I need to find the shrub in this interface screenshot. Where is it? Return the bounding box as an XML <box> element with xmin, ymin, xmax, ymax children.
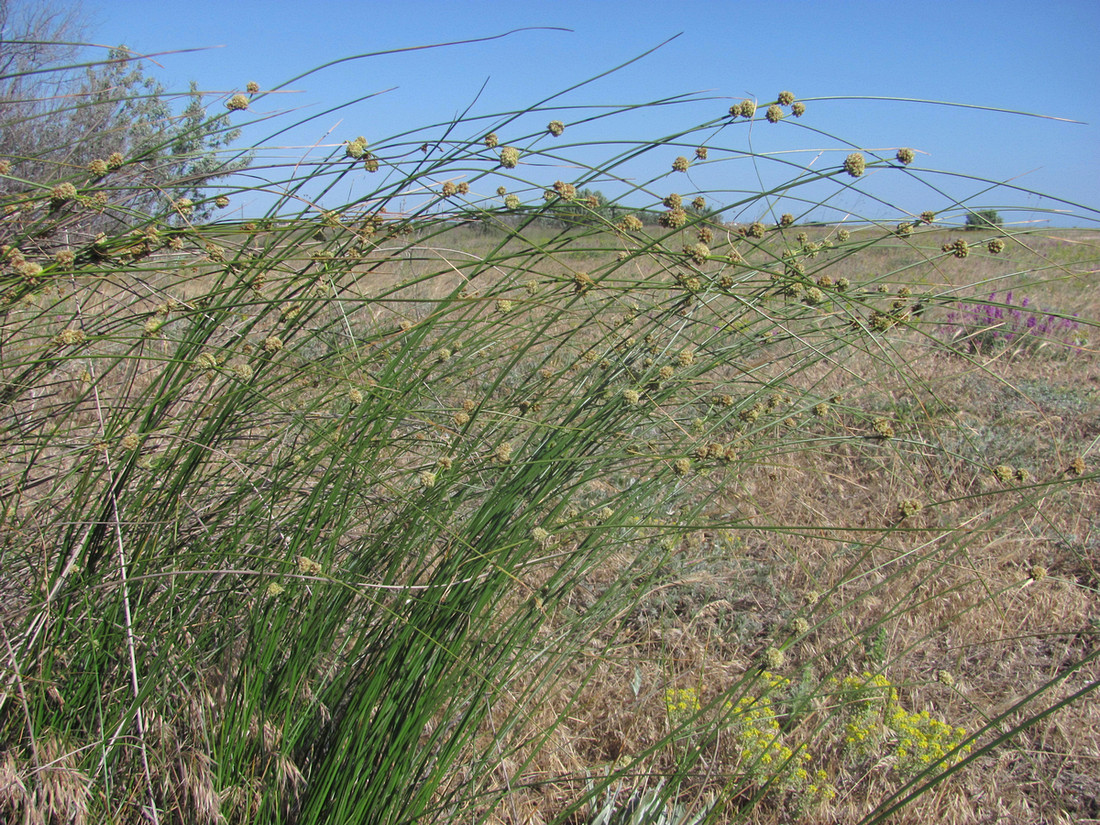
<box><xmin>963</xmin><ymin>209</ymin><xmax>1003</xmax><ymax>230</ymax></box>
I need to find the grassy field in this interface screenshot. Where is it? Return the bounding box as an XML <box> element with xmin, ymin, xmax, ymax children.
<box><xmin>1</xmin><ymin>61</ymin><xmax>1098</xmax><ymax>824</ymax></box>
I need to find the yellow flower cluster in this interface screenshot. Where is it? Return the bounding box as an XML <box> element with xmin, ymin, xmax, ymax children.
<box><xmin>837</xmin><ymin>672</ymin><xmax>970</xmax><ymax>776</ymax></box>
<box><xmin>726</xmin><ymin>672</ymin><xmax>836</xmax><ymax>801</ymax></box>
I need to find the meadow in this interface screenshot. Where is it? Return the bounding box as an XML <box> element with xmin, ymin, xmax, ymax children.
<box><xmin>1</xmin><ymin>47</ymin><xmax>1098</xmax><ymax>825</ymax></box>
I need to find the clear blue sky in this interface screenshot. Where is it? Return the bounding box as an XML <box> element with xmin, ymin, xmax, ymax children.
<box><xmin>86</xmin><ymin>0</ymin><xmax>1099</xmax><ymax>226</ymax></box>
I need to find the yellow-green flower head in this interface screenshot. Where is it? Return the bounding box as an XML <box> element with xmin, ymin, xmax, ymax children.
<box><xmin>265</xmin><ymin>581</ymin><xmax>285</xmax><ymax>598</ymax></box>
<box><xmin>843</xmin><ymin>152</ymin><xmax>866</xmax><ymax>177</ymax></box>
<box><xmin>777</xmin><ymin>90</ymin><xmax>795</xmax><ymax>106</ymax></box>
<box><xmin>695</xmin><ymin>146</ymin><xmax>708</xmax><ymax>160</ymax></box>
<box><xmin>418</xmin><ymin>470</ymin><xmax>436</xmax><ymax>488</ymax></box>
<box><xmin>297</xmin><ymin>555</ymin><xmax>323</xmax><ymax>575</ymax></box>
<box><xmin>441</xmin><ymin>181</ymin><xmax>457</xmax><ymax>197</ymax></box>
<box><xmin>896</xmin><ymin>221</ymin><xmax>913</xmax><ymax>236</ymax></box>
<box><xmin>173</xmin><ymin>197</ymin><xmax>194</xmax><ymax>217</ymax></box>
<box><xmin>896</xmin><ymin>147</ymin><xmax>916</xmax><ymax>165</ymax></box>
<box><xmin>791</xmin><ymin>101</ymin><xmax>806</xmax><ymax>117</ymax></box>
<box><xmin>0</xmin><ymin>159</ymin><xmax>10</xmax><ymax>175</ymax></box>
<box><xmin>349</xmin><ymin>387</ymin><xmax>363</xmax><ymax>405</ymax></box>
<box><xmin>495</xmin><ymin>298</ymin><xmax>513</xmax><ymax>314</ymax></box>
<box><xmin>837</xmin><ymin>228</ymin><xmax>851</xmax><ymax>242</ymax></box>
<box><xmin>499</xmin><ymin>146</ymin><xmax>520</xmax><ymax>168</ymax></box>
<box><xmin>107</xmin><ymin>152</ymin><xmax>125</xmax><ymax>170</ymax></box>
<box><xmin>225</xmin><ymin>93</ymin><xmax>250</xmax><ymax>111</ymax></box>
<box><xmin>936</xmin><ymin>669</ymin><xmax>955</xmax><ymax>688</ymax></box>
<box><xmin>232</xmin><ymin>363</ymin><xmax>254</xmax><ymax>381</ymax></box>
<box><xmin>780</xmin><ymin>213</ymin><xmax>794</xmax><ymax>228</ymax></box>
<box><xmin>263</xmin><ymin>335</ymin><xmax>283</xmax><ymax>354</ymax></box>
<box><xmin>494</xmin><ymin>442</ymin><xmax>513</xmax><ymax>463</ymax></box>
<box><xmin>1029</xmin><ymin>563</ymin><xmax>1047</xmax><ymax>581</ymax></box>
<box><xmin>215</xmin><ymin>195</ymin><xmax>230</xmax><ymax>208</ymax></box>
<box><xmin>484</xmin><ymin>132</ymin><xmax>499</xmax><ymax>148</ymax></box>
<box><xmin>504</xmin><ymin>194</ymin><xmax>521</xmax><ymax>210</ymax></box>
<box><xmin>496</xmin><ymin>185</ymin><xmax>507</xmax><ymax>196</ymax></box>
<box><xmin>53</xmin><ymin>248</ymin><xmax>76</xmax><ymax>267</ymax></box>
<box><xmin>143</xmin><ymin>316</ymin><xmax>165</xmax><ymax>337</ymax></box>
<box><xmin>684</xmin><ymin>242</ymin><xmax>709</xmax><ymax>265</ymax></box>
<box><xmin>803</xmin><ymin>286</ymin><xmax>825</xmax><ymax>305</ymax></box>
<box><xmin>622</xmin><ymin>388</ymin><xmax>642</xmax><ymax>405</ymax></box>
<box><xmin>456</xmin><ymin>182</ymin><xmax>469</xmax><ymax>195</ymax></box>
<box><xmin>345</xmin><ymin>138</ymin><xmax>367</xmax><ymax>159</ymax></box>
<box><xmin>790</xmin><ymin>616</ymin><xmax>810</xmax><ymax>635</ymax></box>
<box><xmin>54</xmin><ymin>328</ymin><xmax>85</xmax><ymax>347</ymax></box>
<box><xmin>87</xmin><ymin>158</ymin><xmax>109</xmax><ymax>177</ymax></box>
<box><xmin>246</xmin><ymin>81</ymin><xmax>260</xmax><ymax>94</ymax></box>
<box><xmin>747</xmin><ymin>221</ymin><xmax>766</xmax><ymax>239</ymax></box>
<box><xmin>531</xmin><ymin>526</ymin><xmax>551</xmax><ymax>546</ymax></box>
<box><xmin>691</xmin><ymin>196</ymin><xmax>706</xmax><ymax>211</ymax></box>
<box><xmin>764</xmin><ymin>646</ymin><xmax>785</xmax><ymax>668</ymax></box>
<box><xmin>50</xmin><ymin>182</ymin><xmax>78</xmax><ymax>203</ymax></box>
<box><xmin>677</xmin><ymin>347</ymin><xmax>696</xmax><ymax>367</ymax></box>
<box><xmin>950</xmin><ymin>238</ymin><xmax>970</xmax><ymax>259</ymax></box>
<box><xmin>573</xmin><ymin>271</ymin><xmax>594</xmax><ymax>293</ymax></box>
<box><xmin>898</xmin><ymin>498</ymin><xmax>923</xmax><ymax>518</ymax></box>
<box><xmin>664</xmin><ymin>193</ymin><xmax>682</xmax><ymax>209</ymax></box>
<box><xmin>872</xmin><ymin>417</ymin><xmax>895</xmax><ymax>438</ymax></box>
<box><xmin>672</xmin><ymin>156</ymin><xmax>690</xmax><ymax>173</ymax></box>
<box><xmin>659</xmin><ymin>207</ymin><xmax>688</xmax><ymax>229</ymax></box>
<box><xmin>993</xmin><ymin>464</ymin><xmax>1014</xmax><ymax>482</ymax></box>
<box><xmin>1069</xmin><ymin>456</ymin><xmax>1086</xmax><ymax>476</ymax></box>
<box><xmin>739</xmin><ymin>100</ymin><xmax>757</xmax><ymax>118</ymax></box>
<box><xmin>697</xmin><ymin>226</ymin><xmax>713</xmax><ymax>243</ymax></box>
<box><xmin>672</xmin><ymin>457</ymin><xmax>692</xmax><ymax>477</ymax></box>
<box><xmin>729</xmin><ymin>104</ymin><xmax>741</xmax><ymax>118</ymax></box>
<box><xmin>194</xmin><ymin>351</ymin><xmax>219</xmax><ymax>371</ymax></box>
<box><xmin>547</xmin><ymin>119</ymin><xmax>565</xmax><ymax>136</ymax></box>
<box><xmin>554</xmin><ymin>180</ymin><xmax>577</xmax><ymax>200</ymax></box>
<box><xmin>618</xmin><ymin>214</ymin><xmax>643</xmax><ymax>232</ymax></box>
<box><xmin>363</xmin><ymin>153</ymin><xmax>379</xmax><ymax>172</ymax></box>
<box><xmin>766</xmin><ymin>104</ymin><xmax>783</xmax><ymax>123</ymax></box>
<box><xmin>987</xmin><ymin>239</ymin><xmax>1005</xmax><ymax>254</ymax></box>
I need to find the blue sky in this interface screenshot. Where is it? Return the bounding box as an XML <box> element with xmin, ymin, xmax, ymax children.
<box><xmin>86</xmin><ymin>0</ymin><xmax>1099</xmax><ymax>226</ymax></box>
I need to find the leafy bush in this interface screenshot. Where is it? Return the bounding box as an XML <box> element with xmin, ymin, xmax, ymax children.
<box><xmin>963</xmin><ymin>209</ymin><xmax>1003</xmax><ymax>230</ymax></box>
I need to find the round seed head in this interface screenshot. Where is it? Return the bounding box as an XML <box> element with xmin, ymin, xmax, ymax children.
<box><xmin>695</xmin><ymin>146</ymin><xmax>708</xmax><ymax>160</ymax></box>
<box><xmin>739</xmin><ymin>100</ymin><xmax>757</xmax><ymax>118</ymax></box>
<box><xmin>246</xmin><ymin>81</ymin><xmax>260</xmax><ymax>94</ymax></box>
<box><xmin>896</xmin><ymin>147</ymin><xmax>916</xmax><ymax>165</ymax></box>
<box><xmin>88</xmin><ymin>159</ymin><xmax>108</xmax><ymax>177</ymax></box>
<box><xmin>987</xmin><ymin>239</ymin><xmax>1005</xmax><ymax>254</ymax></box>
<box><xmin>843</xmin><ymin>152</ymin><xmax>866</xmax><ymax>177</ymax></box>
<box><xmin>106</xmin><ymin>152</ymin><xmax>125</xmax><ymax>170</ymax></box>
<box><xmin>664</xmin><ymin>193</ymin><xmax>682</xmax><ymax>209</ymax></box>
<box><xmin>504</xmin><ymin>194</ymin><xmax>520</xmax><ymax>209</ymax></box>
<box><xmin>791</xmin><ymin>101</ymin><xmax>806</xmax><ymax>117</ymax></box>
<box><xmin>499</xmin><ymin>146</ymin><xmax>520</xmax><ymax>168</ymax></box>
<box><xmin>672</xmin><ymin>156</ymin><xmax>690</xmax><ymax>173</ymax></box>
<box><xmin>778</xmin><ymin>90</ymin><xmax>795</xmax><ymax>106</ymax></box>
<box><xmin>484</xmin><ymin>132</ymin><xmax>499</xmax><ymax>148</ymax></box>
<box><xmin>766</xmin><ymin>104</ymin><xmax>783</xmax><ymax>123</ymax></box>
<box><xmin>780</xmin><ymin>213</ymin><xmax>794</xmax><ymax>228</ymax></box>
<box><xmin>547</xmin><ymin>120</ymin><xmax>565</xmax><ymax>136</ymax></box>
<box><xmin>215</xmin><ymin>195</ymin><xmax>230</xmax><ymax>208</ymax></box>
<box><xmin>225</xmin><ymin>93</ymin><xmax>250</xmax><ymax>111</ymax></box>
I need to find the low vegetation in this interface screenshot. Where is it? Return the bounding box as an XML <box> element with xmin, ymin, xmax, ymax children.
<box><xmin>1</xmin><ymin>28</ymin><xmax>1098</xmax><ymax>825</ymax></box>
